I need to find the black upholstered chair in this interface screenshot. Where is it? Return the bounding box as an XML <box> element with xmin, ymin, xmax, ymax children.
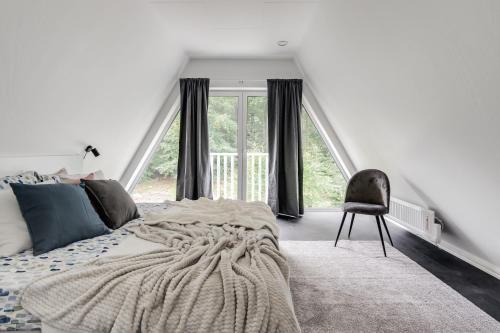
<box><xmin>334</xmin><ymin>169</ymin><xmax>393</xmax><ymax>256</ymax></box>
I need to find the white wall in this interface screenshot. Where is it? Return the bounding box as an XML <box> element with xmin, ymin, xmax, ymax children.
<box><xmin>3</xmin><ymin>0</ymin><xmax>499</xmax><ymax>277</ymax></box>
<box><xmin>123</xmin><ymin>58</ymin><xmax>301</xmax><ymax>187</ymax></box>
<box><xmin>183</xmin><ymin>58</ymin><xmax>302</xmax><ymax>82</ymax></box>
<box><xmin>0</xmin><ymin>0</ymin><xmax>184</xmax><ymax>179</ymax></box>
<box><xmin>297</xmin><ymin>0</ymin><xmax>500</xmax><ymax>275</ymax></box>
<box><xmin>123</xmin><ymin>58</ymin><xmax>357</xmax><ymax>188</ymax></box>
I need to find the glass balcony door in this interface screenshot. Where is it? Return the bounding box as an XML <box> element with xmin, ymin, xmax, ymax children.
<box><xmin>245</xmin><ymin>94</ymin><xmax>268</xmax><ymax>202</ymax></box>
<box><xmin>132</xmin><ymin>89</ymin><xmax>347</xmax><ymax>207</ymax></box>
<box><xmin>208</xmin><ymin>91</ymin><xmax>267</xmax><ymax>202</ymax></box>
<box><xmin>208</xmin><ymin>92</ymin><xmax>241</xmax><ymax>200</ymax></box>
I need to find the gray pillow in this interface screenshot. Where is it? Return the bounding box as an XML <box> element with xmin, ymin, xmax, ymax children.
<box><xmin>83</xmin><ymin>180</ymin><xmax>140</xmax><ymax>229</ymax></box>
<box><xmin>11</xmin><ymin>183</ymin><xmax>110</xmax><ymax>255</ymax></box>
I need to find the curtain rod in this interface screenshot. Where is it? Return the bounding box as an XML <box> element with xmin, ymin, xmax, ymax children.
<box><xmin>181</xmin><ymin>79</ymin><xmax>303</xmax><ymax>82</ymax></box>
<box><xmin>210</xmin><ymin>87</ymin><xmax>267</xmax><ymax>91</ymax></box>
<box><xmin>210</xmin><ymin>80</ymin><xmax>265</xmax><ymax>83</ymax></box>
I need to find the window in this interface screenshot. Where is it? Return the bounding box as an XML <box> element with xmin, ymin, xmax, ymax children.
<box><xmin>131</xmin><ymin>113</ymin><xmax>180</xmax><ymax>203</ymax></box>
<box><xmin>301</xmin><ymin>107</ymin><xmax>346</xmax><ymax>208</ymax></box>
<box><xmin>246</xmin><ymin>96</ymin><xmax>268</xmax><ymax>201</ymax></box>
<box><xmin>208</xmin><ymin>92</ymin><xmax>268</xmax><ymax>202</ymax></box>
<box><xmin>131</xmin><ymin>90</ymin><xmax>346</xmax><ymax>208</ymax></box>
<box><xmin>208</xmin><ymin>95</ymin><xmax>239</xmax><ymax>200</ymax></box>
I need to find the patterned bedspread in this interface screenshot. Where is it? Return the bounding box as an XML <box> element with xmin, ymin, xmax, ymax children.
<box><xmin>0</xmin><ymin>203</ymin><xmax>168</xmax><ymax>331</ymax></box>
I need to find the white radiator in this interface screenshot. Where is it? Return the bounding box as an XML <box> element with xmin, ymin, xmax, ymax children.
<box><xmin>387</xmin><ymin>198</ymin><xmax>441</xmax><ymax>244</ymax></box>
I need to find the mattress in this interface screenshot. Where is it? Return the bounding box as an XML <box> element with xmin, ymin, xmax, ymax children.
<box><xmin>2</xmin><ymin>202</ymin><xmax>298</xmax><ymax>332</ymax></box>
<box><xmin>0</xmin><ymin>203</ymin><xmax>167</xmax><ymax>332</ymax></box>
<box><xmin>0</xmin><ymin>227</ymin><xmax>132</xmax><ymax>331</ymax></box>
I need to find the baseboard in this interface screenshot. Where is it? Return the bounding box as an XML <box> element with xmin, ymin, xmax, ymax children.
<box><xmin>386</xmin><ymin>217</ymin><xmax>500</xmax><ymax>280</ymax></box>
<box><xmin>437</xmin><ymin>240</ymin><xmax>500</xmax><ymax>280</ymax></box>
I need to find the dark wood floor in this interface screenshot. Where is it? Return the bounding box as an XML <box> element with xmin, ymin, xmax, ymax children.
<box><xmin>277</xmin><ymin>211</ymin><xmax>500</xmax><ymax>322</ymax></box>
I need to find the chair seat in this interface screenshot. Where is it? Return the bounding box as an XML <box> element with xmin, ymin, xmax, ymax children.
<box><xmin>343</xmin><ymin>202</ymin><xmax>389</xmax><ymax>215</ymax></box>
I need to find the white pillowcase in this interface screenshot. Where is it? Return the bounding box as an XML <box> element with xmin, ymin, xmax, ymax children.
<box><xmin>50</xmin><ymin>168</ymin><xmax>105</xmax><ymax>184</ymax></box>
<box><xmin>0</xmin><ymin>180</ymin><xmax>58</xmax><ymax>256</ymax></box>
<box><xmin>0</xmin><ymin>187</ymin><xmax>32</xmax><ymax>256</ymax></box>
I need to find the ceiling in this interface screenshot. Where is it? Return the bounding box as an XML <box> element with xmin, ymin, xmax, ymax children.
<box><xmin>297</xmin><ymin>0</ymin><xmax>500</xmax><ymax>276</ymax></box>
<box><xmin>150</xmin><ymin>0</ymin><xmax>320</xmax><ymax>57</ymax></box>
<box><xmin>1</xmin><ymin>0</ymin><xmax>499</xmax><ymax>277</ymax></box>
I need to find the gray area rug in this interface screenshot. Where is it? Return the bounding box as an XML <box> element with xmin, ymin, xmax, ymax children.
<box><xmin>280</xmin><ymin>241</ymin><xmax>500</xmax><ymax>333</ymax></box>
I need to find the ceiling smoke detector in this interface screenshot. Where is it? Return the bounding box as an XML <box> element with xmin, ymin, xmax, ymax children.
<box><xmin>277</xmin><ymin>40</ymin><xmax>288</xmax><ymax>47</ymax></box>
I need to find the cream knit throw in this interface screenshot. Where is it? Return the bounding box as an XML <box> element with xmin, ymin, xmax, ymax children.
<box><xmin>21</xmin><ymin>199</ymin><xmax>300</xmax><ymax>333</ymax></box>
<box><xmin>145</xmin><ymin>198</ymin><xmax>280</xmax><ymax>238</ymax></box>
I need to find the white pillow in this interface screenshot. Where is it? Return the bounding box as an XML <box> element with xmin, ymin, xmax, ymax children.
<box><xmin>47</xmin><ymin>168</ymin><xmax>105</xmax><ymax>184</ymax></box>
<box><xmin>0</xmin><ymin>187</ymin><xmax>32</xmax><ymax>256</ymax></box>
<box><xmin>0</xmin><ymin>180</ymin><xmax>58</xmax><ymax>256</ymax></box>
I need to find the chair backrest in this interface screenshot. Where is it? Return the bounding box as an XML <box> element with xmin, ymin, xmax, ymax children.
<box><xmin>344</xmin><ymin>169</ymin><xmax>390</xmax><ymax>207</ymax></box>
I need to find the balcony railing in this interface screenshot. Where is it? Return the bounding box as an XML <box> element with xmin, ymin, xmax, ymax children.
<box><xmin>210</xmin><ymin>152</ymin><xmax>268</xmax><ymax>202</ymax></box>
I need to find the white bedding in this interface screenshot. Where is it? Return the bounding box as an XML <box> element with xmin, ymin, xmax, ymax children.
<box><xmin>0</xmin><ymin>203</ymin><xmax>166</xmax><ymax>332</ymax></box>
<box><xmin>0</xmin><ymin>227</ymin><xmax>133</xmax><ymax>331</ymax></box>
<box><xmin>105</xmin><ymin>234</ymin><xmax>165</xmax><ymax>256</ymax></box>
<box><xmin>20</xmin><ymin>199</ymin><xmax>299</xmax><ymax>333</ymax></box>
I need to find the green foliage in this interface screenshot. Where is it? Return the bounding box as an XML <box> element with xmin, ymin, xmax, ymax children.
<box><xmin>301</xmin><ymin>110</ymin><xmax>346</xmax><ymax>207</ymax></box>
<box><xmin>141</xmin><ymin>114</ymin><xmax>180</xmax><ymax>181</ymax></box>
<box><xmin>136</xmin><ymin>96</ymin><xmax>347</xmax><ymax>208</ymax></box>
<box><xmin>246</xmin><ymin>96</ymin><xmax>267</xmax><ymax>153</ymax></box>
<box><xmin>208</xmin><ymin>96</ymin><xmax>238</xmax><ymax>153</ymax></box>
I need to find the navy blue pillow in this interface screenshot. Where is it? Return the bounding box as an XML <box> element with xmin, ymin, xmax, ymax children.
<box><xmin>11</xmin><ymin>183</ymin><xmax>110</xmax><ymax>255</ymax></box>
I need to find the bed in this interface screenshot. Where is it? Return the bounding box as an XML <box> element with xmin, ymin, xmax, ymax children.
<box><xmin>0</xmin><ymin>227</ymin><xmax>132</xmax><ymax>331</ymax></box>
<box><xmin>1</xmin><ymin>201</ymin><xmax>300</xmax><ymax>333</ymax></box>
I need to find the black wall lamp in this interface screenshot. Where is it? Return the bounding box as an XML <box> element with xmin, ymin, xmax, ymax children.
<box><xmin>84</xmin><ymin>145</ymin><xmax>100</xmax><ymax>159</ymax></box>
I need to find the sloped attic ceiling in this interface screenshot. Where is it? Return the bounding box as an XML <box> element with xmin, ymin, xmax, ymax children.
<box><xmin>0</xmin><ymin>0</ymin><xmax>185</xmax><ymax>178</ymax></box>
<box><xmin>297</xmin><ymin>0</ymin><xmax>500</xmax><ymax>274</ymax></box>
<box><xmin>0</xmin><ymin>0</ymin><xmax>317</xmax><ymax>177</ymax></box>
<box><xmin>151</xmin><ymin>0</ymin><xmax>319</xmax><ymax>57</ymax></box>
<box><xmin>1</xmin><ymin>0</ymin><xmax>499</xmax><ymax>276</ymax></box>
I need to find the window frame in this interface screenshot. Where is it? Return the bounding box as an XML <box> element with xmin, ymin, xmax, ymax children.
<box><xmin>300</xmin><ymin>103</ymin><xmax>347</xmax><ymax>211</ymax></box>
<box><xmin>243</xmin><ymin>91</ymin><xmax>268</xmax><ymax>201</ymax></box>
<box><xmin>208</xmin><ymin>91</ymin><xmax>243</xmax><ymax>200</ymax></box>
<box><xmin>126</xmin><ymin>85</ymin><xmax>352</xmax><ymax>212</ymax></box>
<box><xmin>208</xmin><ymin>90</ymin><xmax>267</xmax><ymax>201</ymax></box>
<box><xmin>125</xmin><ymin>104</ymin><xmax>180</xmax><ymax>193</ymax></box>
<box><xmin>301</xmin><ymin>101</ymin><xmax>350</xmax><ymax>181</ymax></box>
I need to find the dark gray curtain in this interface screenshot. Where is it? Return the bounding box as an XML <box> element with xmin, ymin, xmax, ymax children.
<box><xmin>176</xmin><ymin>78</ymin><xmax>213</xmax><ymax>200</ymax></box>
<box><xmin>267</xmin><ymin>79</ymin><xmax>303</xmax><ymax>217</ymax></box>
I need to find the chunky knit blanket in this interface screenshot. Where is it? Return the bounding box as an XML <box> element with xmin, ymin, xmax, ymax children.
<box><xmin>21</xmin><ymin>199</ymin><xmax>300</xmax><ymax>333</ymax></box>
<box><xmin>144</xmin><ymin>198</ymin><xmax>280</xmax><ymax>237</ymax></box>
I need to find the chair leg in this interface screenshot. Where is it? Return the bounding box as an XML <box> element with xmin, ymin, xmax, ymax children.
<box><xmin>348</xmin><ymin>213</ymin><xmax>356</xmax><ymax>238</ymax></box>
<box><xmin>334</xmin><ymin>212</ymin><xmax>348</xmax><ymax>247</ymax></box>
<box><xmin>375</xmin><ymin>216</ymin><xmax>387</xmax><ymax>257</ymax></box>
<box><xmin>380</xmin><ymin>215</ymin><xmax>393</xmax><ymax>246</ymax></box>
